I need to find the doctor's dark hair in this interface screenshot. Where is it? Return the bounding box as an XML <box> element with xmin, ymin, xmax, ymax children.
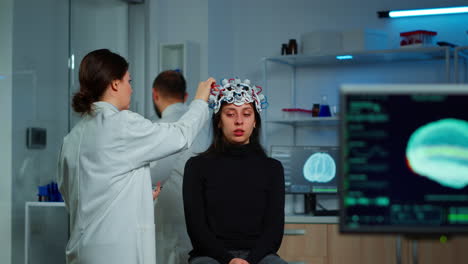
<box><xmin>202</xmin><ymin>102</ymin><xmax>266</xmax><ymax>156</ymax></box>
<box><xmin>152</xmin><ymin>70</ymin><xmax>186</xmax><ymax>100</ymax></box>
<box><xmin>72</xmin><ymin>49</ymin><xmax>129</xmax><ymax>115</ymax></box>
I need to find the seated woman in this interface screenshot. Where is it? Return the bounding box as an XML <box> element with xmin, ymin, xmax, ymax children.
<box><xmin>183</xmin><ymin>79</ymin><xmax>287</xmax><ymax>264</ymax></box>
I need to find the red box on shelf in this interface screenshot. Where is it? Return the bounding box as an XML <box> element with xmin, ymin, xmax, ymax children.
<box><xmin>400</xmin><ymin>30</ymin><xmax>437</xmax><ymax>47</ymax></box>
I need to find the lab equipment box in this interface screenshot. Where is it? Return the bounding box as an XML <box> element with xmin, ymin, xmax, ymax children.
<box><xmin>342</xmin><ymin>29</ymin><xmax>388</xmax><ymax>52</ymax></box>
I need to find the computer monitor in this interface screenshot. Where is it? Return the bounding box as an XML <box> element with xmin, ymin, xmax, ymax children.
<box><xmin>271</xmin><ymin>145</ymin><xmax>339</xmax><ymax>194</ymax></box>
<box><xmin>340</xmin><ymin>84</ymin><xmax>468</xmax><ymax>234</ymax></box>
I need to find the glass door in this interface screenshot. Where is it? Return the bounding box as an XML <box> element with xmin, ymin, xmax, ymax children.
<box><xmin>11</xmin><ymin>0</ymin><xmax>70</xmax><ymax>263</ymax></box>
<box><xmin>69</xmin><ymin>0</ymin><xmax>130</xmax><ymax>128</ymax></box>
<box><xmin>12</xmin><ymin>0</ymin><xmax>141</xmax><ymax>263</ymax></box>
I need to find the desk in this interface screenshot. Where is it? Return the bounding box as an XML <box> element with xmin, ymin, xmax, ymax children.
<box><xmin>279</xmin><ymin>218</ymin><xmax>468</xmax><ymax>264</ymax></box>
<box><xmin>285</xmin><ymin>215</ymin><xmax>338</xmax><ymax>224</ymax></box>
<box><xmin>24</xmin><ymin>202</ymin><xmax>68</xmax><ymax>264</ymax></box>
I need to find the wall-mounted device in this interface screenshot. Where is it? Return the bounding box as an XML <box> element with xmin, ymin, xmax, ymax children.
<box><xmin>27</xmin><ymin>127</ymin><xmax>47</xmax><ymax>149</ymax></box>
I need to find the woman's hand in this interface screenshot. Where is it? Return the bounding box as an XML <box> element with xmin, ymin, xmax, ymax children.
<box><xmin>153</xmin><ymin>181</ymin><xmax>162</xmax><ymax>200</ymax></box>
<box><xmin>194</xmin><ymin>77</ymin><xmax>217</xmax><ymax>102</ymax></box>
<box><xmin>228</xmin><ymin>258</ymin><xmax>249</xmax><ymax>264</ymax></box>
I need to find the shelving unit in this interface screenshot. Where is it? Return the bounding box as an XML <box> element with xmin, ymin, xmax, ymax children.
<box><xmin>268</xmin><ymin>116</ymin><xmax>339</xmax><ymax>126</ymax></box>
<box><xmin>265</xmin><ymin>46</ymin><xmax>450</xmax><ymax>67</ymax></box>
<box><xmin>261</xmin><ymin>47</ymin><xmax>452</xmax><ymax>229</ymax></box>
<box><xmin>264</xmin><ymin>47</ymin><xmax>465</xmax><ymax>264</ymax></box>
<box><xmin>261</xmin><ymin>46</ymin><xmax>451</xmax><ymax>145</ymax></box>
<box><xmin>454</xmin><ymin>46</ymin><xmax>468</xmax><ymax>83</ymax></box>
<box><xmin>25</xmin><ymin>202</ymin><xmax>68</xmax><ymax>264</ymax></box>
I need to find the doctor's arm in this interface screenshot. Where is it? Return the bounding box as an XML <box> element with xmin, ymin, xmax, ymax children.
<box><xmin>152</xmin><ymin>181</ymin><xmax>162</xmax><ymax>200</ymax></box>
<box><xmin>124</xmin><ymin>78</ymin><xmax>216</xmax><ymax>169</ymax></box>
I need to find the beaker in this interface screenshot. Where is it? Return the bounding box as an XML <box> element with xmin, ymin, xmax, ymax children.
<box><xmin>318</xmin><ymin>95</ymin><xmax>331</xmax><ymax>117</ymax></box>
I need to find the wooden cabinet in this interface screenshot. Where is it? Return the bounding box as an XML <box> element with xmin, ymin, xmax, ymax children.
<box><xmin>326</xmin><ymin>224</ymin><xmax>361</xmax><ymax>264</ymax></box>
<box><xmin>278</xmin><ymin>224</ymin><xmax>327</xmax><ymax>264</ymax></box>
<box><xmin>327</xmin><ymin>224</ymin><xmax>397</xmax><ymax>264</ymax></box>
<box><xmin>279</xmin><ymin>223</ymin><xmax>468</xmax><ymax>264</ymax></box>
<box><xmin>279</xmin><ymin>223</ymin><xmax>397</xmax><ymax>264</ymax></box>
<box><xmin>407</xmin><ymin>237</ymin><xmax>468</xmax><ymax>264</ymax></box>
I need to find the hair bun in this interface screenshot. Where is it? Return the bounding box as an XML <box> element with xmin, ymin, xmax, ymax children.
<box><xmin>72</xmin><ymin>90</ymin><xmax>93</xmax><ymax>114</ymax></box>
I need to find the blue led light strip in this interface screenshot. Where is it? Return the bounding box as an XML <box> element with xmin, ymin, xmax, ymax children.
<box><xmin>389</xmin><ymin>6</ymin><xmax>468</xmax><ymax>18</ymax></box>
<box><xmin>336</xmin><ymin>55</ymin><xmax>353</xmax><ymax>60</ymax></box>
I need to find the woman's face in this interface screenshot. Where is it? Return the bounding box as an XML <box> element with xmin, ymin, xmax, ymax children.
<box><xmin>219</xmin><ymin>103</ymin><xmax>256</xmax><ymax>145</ymax></box>
<box><xmin>117</xmin><ymin>71</ymin><xmax>133</xmax><ymax>110</ymax></box>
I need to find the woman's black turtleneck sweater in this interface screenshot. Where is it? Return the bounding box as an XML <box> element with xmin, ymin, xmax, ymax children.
<box><xmin>183</xmin><ymin>143</ymin><xmax>285</xmax><ymax>264</ymax></box>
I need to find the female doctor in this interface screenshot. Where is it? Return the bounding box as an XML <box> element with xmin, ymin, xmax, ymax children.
<box><xmin>57</xmin><ymin>49</ymin><xmax>215</xmax><ymax>264</ymax></box>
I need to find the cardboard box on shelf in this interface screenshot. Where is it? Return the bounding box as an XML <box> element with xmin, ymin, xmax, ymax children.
<box><xmin>300</xmin><ymin>29</ymin><xmax>388</xmax><ymax>54</ymax></box>
<box><xmin>301</xmin><ymin>31</ymin><xmax>342</xmax><ymax>54</ymax></box>
<box><xmin>342</xmin><ymin>29</ymin><xmax>388</xmax><ymax>52</ymax></box>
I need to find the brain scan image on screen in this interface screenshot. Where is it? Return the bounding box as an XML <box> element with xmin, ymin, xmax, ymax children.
<box><xmin>406</xmin><ymin>118</ymin><xmax>468</xmax><ymax>189</ymax></box>
<box><xmin>303</xmin><ymin>152</ymin><xmax>336</xmax><ymax>183</ymax></box>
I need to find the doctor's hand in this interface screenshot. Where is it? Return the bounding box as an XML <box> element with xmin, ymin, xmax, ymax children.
<box><xmin>229</xmin><ymin>258</ymin><xmax>249</xmax><ymax>264</ymax></box>
<box><xmin>152</xmin><ymin>181</ymin><xmax>162</xmax><ymax>200</ymax></box>
<box><xmin>194</xmin><ymin>77</ymin><xmax>217</xmax><ymax>102</ymax></box>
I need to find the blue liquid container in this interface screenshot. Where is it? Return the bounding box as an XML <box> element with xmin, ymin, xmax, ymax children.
<box><xmin>318</xmin><ymin>104</ymin><xmax>331</xmax><ymax>117</ymax></box>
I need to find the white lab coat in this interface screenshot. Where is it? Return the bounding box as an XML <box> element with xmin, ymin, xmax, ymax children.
<box><xmin>57</xmin><ymin>100</ymin><xmax>208</xmax><ymax>264</ymax></box>
<box><xmin>150</xmin><ymin>103</ymin><xmax>211</xmax><ymax>264</ymax></box>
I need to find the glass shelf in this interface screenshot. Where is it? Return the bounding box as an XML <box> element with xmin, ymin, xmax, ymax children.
<box><xmin>455</xmin><ymin>46</ymin><xmax>468</xmax><ymax>57</ymax></box>
<box><xmin>454</xmin><ymin>46</ymin><xmax>468</xmax><ymax>83</ymax></box>
<box><xmin>264</xmin><ymin>46</ymin><xmax>449</xmax><ymax>67</ymax></box>
<box><xmin>25</xmin><ymin>201</ymin><xmax>65</xmax><ymax>207</ymax></box>
<box><xmin>267</xmin><ymin>116</ymin><xmax>339</xmax><ymax>126</ymax></box>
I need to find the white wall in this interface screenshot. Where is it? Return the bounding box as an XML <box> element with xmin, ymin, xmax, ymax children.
<box><xmin>0</xmin><ymin>0</ymin><xmax>13</xmax><ymax>263</ymax></box>
<box><xmin>207</xmin><ymin>0</ymin><xmax>234</xmax><ymax>79</ymax></box>
<box><xmin>129</xmin><ymin>3</ymin><xmax>147</xmax><ymax>116</ymax></box>
<box><xmin>70</xmin><ymin>0</ymin><xmax>129</xmax><ymax>127</ymax></box>
<box><xmin>143</xmin><ymin>0</ymin><xmax>159</xmax><ymax>117</ymax></box>
<box><xmin>11</xmin><ymin>1</ymin><xmax>70</xmax><ymax>263</ymax></box>
<box><xmin>152</xmin><ymin>0</ymin><xmax>209</xmax><ymax>103</ymax></box>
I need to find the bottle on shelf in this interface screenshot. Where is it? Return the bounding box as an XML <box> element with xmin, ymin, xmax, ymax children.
<box><xmin>281</xmin><ymin>43</ymin><xmax>289</xmax><ymax>55</ymax></box>
<box><xmin>288</xmin><ymin>39</ymin><xmax>298</xmax><ymax>55</ymax></box>
<box><xmin>312</xmin><ymin>104</ymin><xmax>320</xmax><ymax>117</ymax></box>
<box><xmin>318</xmin><ymin>95</ymin><xmax>332</xmax><ymax>117</ymax></box>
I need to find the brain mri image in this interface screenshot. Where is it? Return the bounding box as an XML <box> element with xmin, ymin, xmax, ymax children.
<box><xmin>406</xmin><ymin>118</ymin><xmax>468</xmax><ymax>189</ymax></box>
<box><xmin>303</xmin><ymin>152</ymin><xmax>336</xmax><ymax>183</ymax></box>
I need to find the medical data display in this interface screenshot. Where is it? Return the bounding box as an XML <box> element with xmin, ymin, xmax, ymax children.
<box><xmin>271</xmin><ymin>145</ymin><xmax>339</xmax><ymax>194</ymax></box>
<box><xmin>340</xmin><ymin>85</ymin><xmax>468</xmax><ymax>234</ymax></box>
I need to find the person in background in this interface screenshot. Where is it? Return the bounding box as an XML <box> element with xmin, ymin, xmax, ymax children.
<box><xmin>183</xmin><ymin>79</ymin><xmax>287</xmax><ymax>264</ymax></box>
<box><xmin>57</xmin><ymin>49</ymin><xmax>215</xmax><ymax>264</ymax></box>
<box><xmin>150</xmin><ymin>70</ymin><xmax>211</xmax><ymax>264</ymax></box>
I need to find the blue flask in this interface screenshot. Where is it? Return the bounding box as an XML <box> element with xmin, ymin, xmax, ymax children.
<box><xmin>318</xmin><ymin>95</ymin><xmax>331</xmax><ymax>117</ymax></box>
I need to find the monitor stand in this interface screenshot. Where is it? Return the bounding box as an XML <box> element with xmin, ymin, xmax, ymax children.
<box><xmin>396</xmin><ymin>236</ymin><xmax>419</xmax><ymax>264</ymax></box>
<box><xmin>304</xmin><ymin>193</ymin><xmax>339</xmax><ymax>216</ymax></box>
<box><xmin>396</xmin><ymin>234</ymin><xmax>451</xmax><ymax>264</ymax></box>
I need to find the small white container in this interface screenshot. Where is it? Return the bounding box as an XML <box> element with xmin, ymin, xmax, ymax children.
<box><xmin>293</xmin><ymin>194</ymin><xmax>305</xmax><ymax>214</ymax></box>
<box><xmin>301</xmin><ymin>31</ymin><xmax>342</xmax><ymax>54</ymax></box>
<box><xmin>342</xmin><ymin>29</ymin><xmax>388</xmax><ymax>52</ymax></box>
